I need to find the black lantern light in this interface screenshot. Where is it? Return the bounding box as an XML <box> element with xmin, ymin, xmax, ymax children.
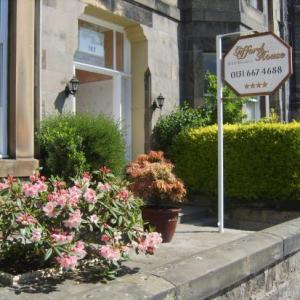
<box><xmin>152</xmin><ymin>93</ymin><xmax>165</xmax><ymax>110</ymax></box>
<box><xmin>65</xmin><ymin>76</ymin><xmax>80</xmax><ymax>97</ymax></box>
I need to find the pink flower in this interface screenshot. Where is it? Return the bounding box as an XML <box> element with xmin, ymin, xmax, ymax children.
<box><xmin>22</xmin><ymin>180</ymin><xmax>47</xmax><ymax>197</ymax></box>
<box><xmin>137</xmin><ymin>232</ymin><xmax>162</xmax><ymax>254</ymax></box>
<box><xmin>0</xmin><ymin>182</ymin><xmax>9</xmax><ymax>190</ymax></box>
<box><xmin>51</xmin><ymin>232</ymin><xmax>73</xmax><ymax>243</ymax></box>
<box><xmin>82</xmin><ymin>172</ymin><xmax>91</xmax><ymax>182</ymax></box>
<box><xmin>99</xmin><ymin>166</ymin><xmax>111</xmax><ymax>175</ymax></box>
<box><xmin>84</xmin><ymin>188</ymin><xmax>96</xmax><ymax>204</ymax></box>
<box><xmin>99</xmin><ymin>245</ymin><xmax>120</xmax><ymax>261</ymax></box>
<box><xmin>16</xmin><ymin>213</ymin><xmax>37</xmax><ymax>226</ymax></box>
<box><xmin>97</xmin><ymin>182</ymin><xmax>111</xmax><ymax>192</ymax></box>
<box><xmin>35</xmin><ymin>180</ymin><xmax>48</xmax><ymax>193</ymax></box>
<box><xmin>43</xmin><ymin>201</ymin><xmax>58</xmax><ymax>217</ymax></box>
<box><xmin>63</xmin><ymin>209</ymin><xmax>82</xmax><ymax>228</ymax></box>
<box><xmin>31</xmin><ymin>229</ymin><xmax>42</xmax><ymax>242</ymax></box>
<box><xmin>29</xmin><ymin>171</ymin><xmax>45</xmax><ymax>183</ymax></box>
<box><xmin>22</xmin><ymin>183</ymin><xmax>39</xmax><ymax>197</ymax></box>
<box><xmin>56</xmin><ymin>254</ymin><xmax>78</xmax><ymax>270</ymax></box>
<box><xmin>100</xmin><ymin>234</ymin><xmax>110</xmax><ymax>243</ymax></box>
<box><xmin>47</xmin><ymin>190</ymin><xmax>67</xmax><ymax>206</ymax></box>
<box><xmin>71</xmin><ymin>241</ymin><xmax>86</xmax><ymax>259</ymax></box>
<box><xmin>90</xmin><ymin>214</ymin><xmax>98</xmax><ymax>224</ymax></box>
<box><xmin>67</xmin><ymin>186</ymin><xmax>82</xmax><ymax>206</ymax></box>
<box><xmin>53</xmin><ymin>181</ymin><xmax>66</xmax><ymax>189</ymax></box>
<box><xmin>117</xmin><ymin>189</ymin><xmax>130</xmax><ymax>201</ymax></box>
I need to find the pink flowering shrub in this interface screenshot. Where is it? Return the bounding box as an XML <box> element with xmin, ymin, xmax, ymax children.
<box><xmin>0</xmin><ymin>169</ymin><xmax>162</xmax><ymax>278</ymax></box>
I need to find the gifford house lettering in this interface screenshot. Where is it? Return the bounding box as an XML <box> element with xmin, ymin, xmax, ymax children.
<box><xmin>233</xmin><ymin>43</ymin><xmax>286</xmax><ymax>61</ymax></box>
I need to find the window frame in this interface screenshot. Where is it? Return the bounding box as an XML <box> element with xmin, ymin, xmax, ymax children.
<box><xmin>74</xmin><ymin>15</ymin><xmax>132</xmax><ymax>160</ymax></box>
<box><xmin>246</xmin><ymin>0</ymin><xmax>264</xmax><ymax>12</ymax></box>
<box><xmin>0</xmin><ymin>0</ymin><xmax>8</xmax><ymax>158</ymax></box>
<box><xmin>77</xmin><ymin>14</ymin><xmax>130</xmax><ymax>74</ymax></box>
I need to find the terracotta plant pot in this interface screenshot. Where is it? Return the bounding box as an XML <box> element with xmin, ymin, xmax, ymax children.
<box><xmin>141</xmin><ymin>206</ymin><xmax>181</xmax><ymax>243</ymax></box>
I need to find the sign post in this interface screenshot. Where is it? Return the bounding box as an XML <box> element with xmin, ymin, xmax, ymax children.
<box><xmin>217</xmin><ymin>31</ymin><xmax>292</xmax><ymax>233</ymax></box>
<box><xmin>216</xmin><ymin>35</ymin><xmax>224</xmax><ymax>233</ymax></box>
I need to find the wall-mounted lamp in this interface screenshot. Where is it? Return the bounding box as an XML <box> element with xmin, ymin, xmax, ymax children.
<box><xmin>65</xmin><ymin>76</ymin><xmax>80</xmax><ymax>97</ymax></box>
<box><xmin>152</xmin><ymin>93</ymin><xmax>165</xmax><ymax>110</ymax></box>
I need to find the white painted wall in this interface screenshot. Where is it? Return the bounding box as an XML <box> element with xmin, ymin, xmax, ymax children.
<box><xmin>76</xmin><ymin>79</ymin><xmax>113</xmax><ymax>117</ymax></box>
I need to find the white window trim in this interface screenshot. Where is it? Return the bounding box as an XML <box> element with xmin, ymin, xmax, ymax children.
<box><xmin>243</xmin><ymin>98</ymin><xmax>261</xmax><ymax>121</ymax></box>
<box><xmin>0</xmin><ymin>0</ymin><xmax>8</xmax><ymax>158</ymax></box>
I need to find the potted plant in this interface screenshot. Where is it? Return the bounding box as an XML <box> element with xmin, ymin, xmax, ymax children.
<box><xmin>126</xmin><ymin>151</ymin><xmax>186</xmax><ymax>242</ymax></box>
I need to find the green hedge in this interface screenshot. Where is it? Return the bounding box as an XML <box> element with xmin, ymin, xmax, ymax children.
<box><xmin>38</xmin><ymin>114</ymin><xmax>125</xmax><ymax>179</ymax></box>
<box><xmin>152</xmin><ymin>104</ymin><xmax>209</xmax><ymax>155</ymax></box>
<box><xmin>172</xmin><ymin>123</ymin><xmax>300</xmax><ymax>203</ymax></box>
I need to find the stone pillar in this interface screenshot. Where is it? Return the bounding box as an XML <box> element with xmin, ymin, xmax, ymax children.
<box><xmin>126</xmin><ymin>25</ymin><xmax>148</xmax><ymax>159</ymax></box>
<box><xmin>0</xmin><ymin>0</ymin><xmax>38</xmax><ymax>177</ymax></box>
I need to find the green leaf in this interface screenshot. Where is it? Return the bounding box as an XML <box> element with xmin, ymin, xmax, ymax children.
<box><xmin>44</xmin><ymin>248</ymin><xmax>53</xmax><ymax>261</ymax></box>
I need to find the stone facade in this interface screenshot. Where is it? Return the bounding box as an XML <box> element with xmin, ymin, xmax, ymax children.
<box><xmin>41</xmin><ymin>0</ymin><xmax>180</xmax><ymax>159</ymax></box>
<box><xmin>289</xmin><ymin>0</ymin><xmax>300</xmax><ymax>120</ymax></box>
<box><xmin>179</xmin><ymin>0</ymin><xmax>269</xmax><ymax>108</ymax></box>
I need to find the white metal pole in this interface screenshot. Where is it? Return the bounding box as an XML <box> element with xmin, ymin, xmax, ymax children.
<box><xmin>216</xmin><ymin>35</ymin><xmax>224</xmax><ymax>233</ymax></box>
<box><xmin>265</xmin><ymin>95</ymin><xmax>270</xmax><ymax>118</ymax></box>
<box><xmin>215</xmin><ymin>30</ymin><xmax>260</xmax><ymax>233</ymax></box>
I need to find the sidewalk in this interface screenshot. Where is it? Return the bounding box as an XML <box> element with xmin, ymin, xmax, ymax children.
<box><xmin>0</xmin><ymin>222</ymin><xmax>251</xmax><ymax>300</ymax></box>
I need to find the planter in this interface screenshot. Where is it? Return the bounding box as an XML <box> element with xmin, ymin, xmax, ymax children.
<box><xmin>141</xmin><ymin>206</ymin><xmax>181</xmax><ymax>243</ymax></box>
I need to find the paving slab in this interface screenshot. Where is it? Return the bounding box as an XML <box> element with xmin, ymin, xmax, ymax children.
<box><xmin>0</xmin><ymin>223</ymin><xmax>252</xmax><ymax>300</ymax></box>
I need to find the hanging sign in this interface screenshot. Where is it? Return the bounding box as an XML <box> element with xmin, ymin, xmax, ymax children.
<box><xmin>223</xmin><ymin>32</ymin><xmax>292</xmax><ymax>96</ymax></box>
<box><xmin>79</xmin><ymin>26</ymin><xmax>104</xmax><ymax>58</ymax></box>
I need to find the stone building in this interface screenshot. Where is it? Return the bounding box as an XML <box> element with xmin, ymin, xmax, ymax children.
<box><xmin>0</xmin><ymin>0</ymin><xmax>293</xmax><ymax>177</ymax></box>
<box><xmin>289</xmin><ymin>0</ymin><xmax>300</xmax><ymax>120</ymax></box>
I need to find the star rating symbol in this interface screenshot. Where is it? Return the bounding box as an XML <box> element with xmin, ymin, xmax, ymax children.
<box><xmin>244</xmin><ymin>82</ymin><xmax>269</xmax><ymax>90</ymax></box>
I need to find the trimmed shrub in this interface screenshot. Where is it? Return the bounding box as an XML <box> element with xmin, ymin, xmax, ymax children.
<box><xmin>38</xmin><ymin>114</ymin><xmax>125</xmax><ymax>179</ymax></box>
<box><xmin>152</xmin><ymin>104</ymin><xmax>209</xmax><ymax>155</ymax></box>
<box><xmin>172</xmin><ymin>123</ymin><xmax>300</xmax><ymax>203</ymax></box>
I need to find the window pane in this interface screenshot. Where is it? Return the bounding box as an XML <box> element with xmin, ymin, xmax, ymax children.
<box><xmin>246</xmin><ymin>0</ymin><xmax>263</xmax><ymax>11</ymax></box>
<box><xmin>116</xmin><ymin>32</ymin><xmax>124</xmax><ymax>72</ymax></box>
<box><xmin>104</xmin><ymin>30</ymin><xmax>113</xmax><ymax>69</ymax></box>
<box><xmin>203</xmin><ymin>53</ymin><xmax>216</xmax><ymax>95</ymax></box>
<box><xmin>203</xmin><ymin>53</ymin><xmax>216</xmax><ymax>75</ymax></box>
<box><xmin>75</xmin><ymin>20</ymin><xmax>114</xmax><ymax>69</ymax></box>
<box><xmin>75</xmin><ymin>69</ymin><xmax>114</xmax><ymax>116</ymax></box>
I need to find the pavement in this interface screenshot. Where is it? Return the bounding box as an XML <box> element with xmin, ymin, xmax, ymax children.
<box><xmin>0</xmin><ymin>220</ymin><xmax>252</xmax><ymax>300</ymax></box>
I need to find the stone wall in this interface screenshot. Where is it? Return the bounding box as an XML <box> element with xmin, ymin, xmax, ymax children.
<box><xmin>289</xmin><ymin>0</ymin><xmax>300</xmax><ymax>120</ymax></box>
<box><xmin>131</xmin><ymin>217</ymin><xmax>300</xmax><ymax>300</ymax></box>
<box><xmin>210</xmin><ymin>218</ymin><xmax>300</xmax><ymax>300</ymax></box>
<box><xmin>212</xmin><ymin>251</ymin><xmax>300</xmax><ymax>300</ymax></box>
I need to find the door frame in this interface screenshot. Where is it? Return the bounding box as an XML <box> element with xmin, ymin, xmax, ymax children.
<box><xmin>73</xmin><ymin>61</ymin><xmax>132</xmax><ymax>160</ymax></box>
